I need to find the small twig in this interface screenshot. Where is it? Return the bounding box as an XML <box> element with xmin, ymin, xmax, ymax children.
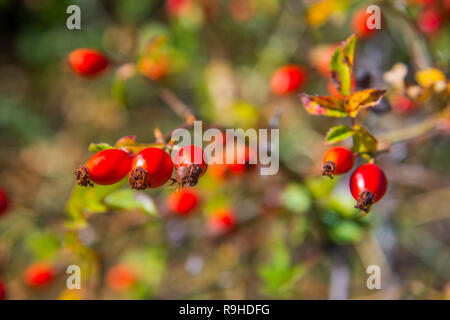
<box><xmin>156</xmin><ymin>85</ymin><xmax>196</xmax><ymax>124</ymax></box>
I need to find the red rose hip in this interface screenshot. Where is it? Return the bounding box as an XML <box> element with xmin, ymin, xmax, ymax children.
<box><xmin>129</xmin><ymin>147</ymin><xmax>173</xmax><ymax>190</ymax></box>
<box><xmin>174</xmin><ymin>145</ymin><xmax>208</xmax><ymax>187</ymax></box>
<box><xmin>168</xmin><ymin>189</ymin><xmax>199</xmax><ymax>216</ymax></box>
<box><xmin>25</xmin><ymin>263</ymin><xmax>55</xmax><ymax>288</ymax></box>
<box><xmin>271</xmin><ymin>65</ymin><xmax>305</xmax><ymax>95</ymax></box>
<box><xmin>350</xmin><ymin>163</ymin><xmax>388</xmax><ymax>213</ymax></box>
<box><xmin>0</xmin><ymin>279</ymin><xmax>5</xmax><ymax>300</ymax></box>
<box><xmin>0</xmin><ymin>188</ymin><xmax>9</xmax><ymax>216</ymax></box>
<box><xmin>208</xmin><ymin>208</ymin><xmax>236</xmax><ymax>236</ymax></box>
<box><xmin>75</xmin><ymin>149</ymin><xmax>133</xmax><ymax>187</ymax></box>
<box><xmin>107</xmin><ymin>265</ymin><xmax>136</xmax><ymax>292</ymax></box>
<box><xmin>69</xmin><ymin>48</ymin><xmax>109</xmax><ymax>77</ymax></box>
<box><xmin>322</xmin><ymin>147</ymin><xmax>354</xmax><ymax>178</ymax></box>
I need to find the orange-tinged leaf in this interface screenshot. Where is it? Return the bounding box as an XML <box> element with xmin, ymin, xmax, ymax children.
<box><xmin>346</xmin><ymin>89</ymin><xmax>386</xmax><ymax>117</ymax></box>
<box><xmin>115</xmin><ymin>136</ymin><xmax>136</xmax><ymax>147</ymax></box>
<box><xmin>300</xmin><ymin>94</ymin><xmax>347</xmax><ymax>117</ymax></box>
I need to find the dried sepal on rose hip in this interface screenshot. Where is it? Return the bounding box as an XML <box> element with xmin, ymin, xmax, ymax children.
<box><xmin>321</xmin><ymin>147</ymin><xmax>354</xmax><ymax>178</ymax></box>
<box><xmin>75</xmin><ymin>149</ymin><xmax>133</xmax><ymax>187</ymax></box>
<box><xmin>174</xmin><ymin>145</ymin><xmax>208</xmax><ymax>187</ymax></box>
<box><xmin>68</xmin><ymin>48</ymin><xmax>109</xmax><ymax>77</ymax></box>
<box><xmin>129</xmin><ymin>147</ymin><xmax>173</xmax><ymax>190</ymax></box>
<box><xmin>350</xmin><ymin>163</ymin><xmax>388</xmax><ymax>213</ymax></box>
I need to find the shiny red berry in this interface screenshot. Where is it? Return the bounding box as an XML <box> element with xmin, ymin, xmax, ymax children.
<box><xmin>168</xmin><ymin>189</ymin><xmax>199</xmax><ymax>216</ymax></box>
<box><xmin>0</xmin><ymin>279</ymin><xmax>5</xmax><ymax>300</ymax></box>
<box><xmin>69</xmin><ymin>48</ymin><xmax>109</xmax><ymax>77</ymax></box>
<box><xmin>350</xmin><ymin>163</ymin><xmax>388</xmax><ymax>213</ymax></box>
<box><xmin>174</xmin><ymin>145</ymin><xmax>208</xmax><ymax>187</ymax></box>
<box><xmin>129</xmin><ymin>148</ymin><xmax>173</xmax><ymax>190</ymax></box>
<box><xmin>0</xmin><ymin>188</ymin><xmax>9</xmax><ymax>216</ymax></box>
<box><xmin>322</xmin><ymin>147</ymin><xmax>354</xmax><ymax>178</ymax></box>
<box><xmin>25</xmin><ymin>263</ymin><xmax>55</xmax><ymax>288</ymax></box>
<box><xmin>107</xmin><ymin>265</ymin><xmax>136</xmax><ymax>292</ymax></box>
<box><xmin>208</xmin><ymin>208</ymin><xmax>236</xmax><ymax>236</ymax></box>
<box><xmin>271</xmin><ymin>65</ymin><xmax>306</xmax><ymax>95</ymax></box>
<box><xmin>75</xmin><ymin>149</ymin><xmax>133</xmax><ymax>187</ymax></box>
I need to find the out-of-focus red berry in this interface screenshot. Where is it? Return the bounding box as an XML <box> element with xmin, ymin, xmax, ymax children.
<box><xmin>391</xmin><ymin>93</ymin><xmax>416</xmax><ymax>114</ymax></box>
<box><xmin>0</xmin><ymin>279</ymin><xmax>5</xmax><ymax>300</ymax></box>
<box><xmin>417</xmin><ymin>8</ymin><xmax>441</xmax><ymax>35</ymax></box>
<box><xmin>352</xmin><ymin>8</ymin><xmax>378</xmax><ymax>38</ymax></box>
<box><xmin>208</xmin><ymin>209</ymin><xmax>236</xmax><ymax>235</ymax></box>
<box><xmin>168</xmin><ymin>189</ymin><xmax>199</xmax><ymax>216</ymax></box>
<box><xmin>166</xmin><ymin>0</ymin><xmax>192</xmax><ymax>17</ymax></box>
<box><xmin>271</xmin><ymin>65</ymin><xmax>306</xmax><ymax>95</ymax></box>
<box><xmin>314</xmin><ymin>44</ymin><xmax>339</xmax><ymax>76</ymax></box>
<box><xmin>0</xmin><ymin>188</ymin><xmax>9</xmax><ymax>216</ymax></box>
<box><xmin>68</xmin><ymin>48</ymin><xmax>109</xmax><ymax>77</ymax></box>
<box><xmin>209</xmin><ymin>144</ymin><xmax>255</xmax><ymax>180</ymax></box>
<box><xmin>107</xmin><ymin>265</ymin><xmax>136</xmax><ymax>292</ymax></box>
<box><xmin>25</xmin><ymin>263</ymin><xmax>55</xmax><ymax>288</ymax></box>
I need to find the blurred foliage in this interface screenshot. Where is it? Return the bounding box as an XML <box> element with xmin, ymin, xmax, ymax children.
<box><xmin>0</xmin><ymin>0</ymin><xmax>449</xmax><ymax>300</ymax></box>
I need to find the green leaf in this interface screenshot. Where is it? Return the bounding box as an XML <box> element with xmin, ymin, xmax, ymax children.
<box><xmin>329</xmin><ymin>34</ymin><xmax>357</xmax><ymax>96</ymax></box>
<box><xmin>25</xmin><ymin>232</ymin><xmax>60</xmax><ymax>260</ymax></box>
<box><xmin>352</xmin><ymin>125</ymin><xmax>378</xmax><ymax>155</ymax></box>
<box><xmin>88</xmin><ymin>142</ymin><xmax>114</xmax><ymax>153</ymax></box>
<box><xmin>329</xmin><ymin>220</ymin><xmax>365</xmax><ymax>244</ymax></box>
<box><xmin>346</xmin><ymin>89</ymin><xmax>386</xmax><ymax>117</ymax></box>
<box><xmin>104</xmin><ymin>189</ymin><xmax>157</xmax><ymax>215</ymax></box>
<box><xmin>342</xmin><ymin>34</ymin><xmax>356</xmax><ymax>71</ymax></box>
<box><xmin>66</xmin><ymin>183</ymin><xmax>125</xmax><ymax>226</ymax></box>
<box><xmin>300</xmin><ymin>94</ymin><xmax>348</xmax><ymax>117</ymax></box>
<box><xmin>258</xmin><ymin>239</ymin><xmax>306</xmax><ymax>297</ymax></box>
<box><xmin>329</xmin><ymin>47</ymin><xmax>351</xmax><ymax>96</ymax></box>
<box><xmin>326</xmin><ymin>125</ymin><xmax>354</xmax><ymax>143</ymax></box>
<box><xmin>112</xmin><ymin>77</ymin><xmax>127</xmax><ymax>106</ymax></box>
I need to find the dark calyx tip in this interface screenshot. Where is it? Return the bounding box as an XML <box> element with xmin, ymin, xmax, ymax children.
<box><xmin>129</xmin><ymin>166</ymin><xmax>148</xmax><ymax>190</ymax></box>
<box><xmin>178</xmin><ymin>164</ymin><xmax>203</xmax><ymax>187</ymax></box>
<box><xmin>75</xmin><ymin>166</ymin><xmax>93</xmax><ymax>187</ymax></box>
<box><xmin>355</xmin><ymin>190</ymin><xmax>375</xmax><ymax>214</ymax></box>
<box><xmin>321</xmin><ymin>160</ymin><xmax>336</xmax><ymax>179</ymax></box>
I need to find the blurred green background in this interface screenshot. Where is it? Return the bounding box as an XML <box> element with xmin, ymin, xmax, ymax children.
<box><xmin>0</xmin><ymin>0</ymin><xmax>449</xmax><ymax>299</ymax></box>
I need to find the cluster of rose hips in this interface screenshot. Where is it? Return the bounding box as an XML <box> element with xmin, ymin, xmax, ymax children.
<box><xmin>321</xmin><ymin>147</ymin><xmax>387</xmax><ymax>213</ymax></box>
<box><xmin>75</xmin><ymin>145</ymin><xmax>207</xmax><ymax>190</ymax></box>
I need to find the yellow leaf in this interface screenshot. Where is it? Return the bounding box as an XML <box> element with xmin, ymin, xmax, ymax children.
<box><xmin>416</xmin><ymin>68</ymin><xmax>446</xmax><ymax>88</ymax></box>
<box><xmin>346</xmin><ymin>89</ymin><xmax>386</xmax><ymax>117</ymax></box>
<box><xmin>306</xmin><ymin>0</ymin><xmax>336</xmax><ymax>27</ymax></box>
